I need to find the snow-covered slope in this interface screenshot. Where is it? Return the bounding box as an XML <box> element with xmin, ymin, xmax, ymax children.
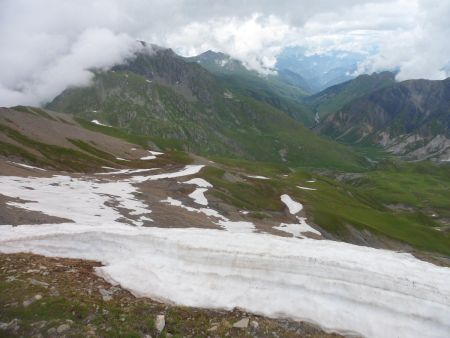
<box><xmin>0</xmin><ymin>173</ymin><xmax>449</xmax><ymax>338</ymax></box>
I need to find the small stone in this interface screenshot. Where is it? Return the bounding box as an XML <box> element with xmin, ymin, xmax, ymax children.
<box><xmin>57</xmin><ymin>323</ymin><xmax>70</xmax><ymax>334</ymax></box>
<box><xmin>8</xmin><ymin>319</ymin><xmax>20</xmax><ymax>333</ymax></box>
<box><xmin>155</xmin><ymin>314</ymin><xmax>165</xmax><ymax>332</ymax></box>
<box><xmin>30</xmin><ymin>279</ymin><xmax>49</xmax><ymax>287</ymax></box>
<box><xmin>144</xmin><ymin>335</ymin><xmax>152</xmax><ymax>338</ymax></box>
<box><xmin>49</xmin><ymin>287</ymin><xmax>60</xmax><ymax>297</ymax></box>
<box><xmin>23</xmin><ymin>298</ymin><xmax>34</xmax><ymax>307</ymax></box>
<box><xmin>47</xmin><ymin>327</ymin><xmax>56</xmax><ymax>334</ymax></box>
<box><xmin>208</xmin><ymin>325</ymin><xmax>218</xmax><ymax>332</ymax></box>
<box><xmin>250</xmin><ymin>320</ymin><xmax>259</xmax><ymax>330</ymax></box>
<box><xmin>34</xmin><ymin>294</ymin><xmax>43</xmax><ymax>300</ymax></box>
<box><xmin>233</xmin><ymin>318</ymin><xmax>249</xmax><ymax>329</ymax></box>
<box><xmin>99</xmin><ymin>288</ymin><xmax>113</xmax><ymax>301</ymax></box>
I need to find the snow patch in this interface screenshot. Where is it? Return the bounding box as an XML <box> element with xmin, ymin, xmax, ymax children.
<box><xmin>91</xmin><ymin>120</ymin><xmax>110</xmax><ymax>127</ymax></box>
<box><xmin>247</xmin><ymin>175</ymin><xmax>270</xmax><ymax>180</ymax></box>
<box><xmin>0</xmin><ymin>175</ymin><xmax>151</xmax><ymax>227</ymax></box>
<box><xmin>7</xmin><ymin>161</ymin><xmax>46</xmax><ymax>171</ymax></box>
<box><xmin>140</xmin><ymin>155</ymin><xmax>156</xmax><ymax>160</ymax></box>
<box><xmin>0</xmin><ymin>174</ymin><xmax>449</xmax><ymax>338</ymax></box>
<box><xmin>183</xmin><ymin>178</ymin><xmax>212</xmax><ymax>188</ymax></box>
<box><xmin>132</xmin><ymin>165</ymin><xmax>204</xmax><ymax>182</ymax></box>
<box><xmin>218</xmin><ymin>220</ymin><xmax>255</xmax><ymax>233</ymax></box>
<box><xmin>140</xmin><ymin>150</ymin><xmax>164</xmax><ymax>160</ymax></box>
<box><xmin>280</xmin><ymin>194</ymin><xmax>303</xmax><ymax>214</ymax></box>
<box><xmin>96</xmin><ymin>168</ymin><xmax>158</xmax><ymax>176</ymax></box>
<box><xmin>161</xmin><ymin>197</ymin><xmax>225</xmax><ymax>221</ymax></box>
<box><xmin>188</xmin><ymin>188</ymin><xmax>209</xmax><ymax>206</ymax></box>
<box><xmin>274</xmin><ymin>217</ymin><xmax>321</xmax><ymax>238</ymax></box>
<box><xmin>0</xmin><ymin>224</ymin><xmax>449</xmax><ymax>338</ymax></box>
<box><xmin>297</xmin><ymin>186</ymin><xmax>317</xmax><ymax>191</ymax></box>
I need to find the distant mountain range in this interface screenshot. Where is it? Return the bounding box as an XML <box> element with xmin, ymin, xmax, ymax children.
<box><xmin>276</xmin><ymin>46</ymin><xmax>367</xmax><ymax>93</ymax></box>
<box><xmin>43</xmin><ymin>42</ymin><xmax>450</xmax><ymax>163</ymax></box>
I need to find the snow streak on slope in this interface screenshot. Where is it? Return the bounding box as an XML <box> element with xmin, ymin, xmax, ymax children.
<box><xmin>274</xmin><ymin>217</ymin><xmax>321</xmax><ymax>238</ymax></box>
<box><xmin>247</xmin><ymin>175</ymin><xmax>270</xmax><ymax>180</ymax></box>
<box><xmin>0</xmin><ymin>174</ymin><xmax>449</xmax><ymax>338</ymax></box>
<box><xmin>183</xmin><ymin>178</ymin><xmax>213</xmax><ymax>206</ymax></box>
<box><xmin>96</xmin><ymin>168</ymin><xmax>157</xmax><ymax>175</ymax></box>
<box><xmin>132</xmin><ymin>165</ymin><xmax>204</xmax><ymax>182</ymax></box>
<box><xmin>188</xmin><ymin>188</ymin><xmax>209</xmax><ymax>206</ymax></box>
<box><xmin>297</xmin><ymin>186</ymin><xmax>317</xmax><ymax>191</ymax></box>
<box><xmin>183</xmin><ymin>178</ymin><xmax>212</xmax><ymax>188</ymax></box>
<box><xmin>7</xmin><ymin>161</ymin><xmax>46</xmax><ymax>171</ymax></box>
<box><xmin>280</xmin><ymin>194</ymin><xmax>303</xmax><ymax>214</ymax></box>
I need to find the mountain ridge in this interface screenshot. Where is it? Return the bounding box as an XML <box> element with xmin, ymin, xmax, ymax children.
<box><xmin>318</xmin><ymin>77</ymin><xmax>450</xmax><ymax>161</ymax></box>
<box><xmin>47</xmin><ymin>45</ymin><xmax>364</xmax><ymax>170</ymax></box>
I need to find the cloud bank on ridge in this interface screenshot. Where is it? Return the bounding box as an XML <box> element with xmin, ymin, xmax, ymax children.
<box><xmin>0</xmin><ymin>0</ymin><xmax>448</xmax><ymax>106</ymax></box>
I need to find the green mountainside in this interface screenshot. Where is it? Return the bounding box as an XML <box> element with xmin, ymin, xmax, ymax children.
<box><xmin>47</xmin><ymin>46</ymin><xmax>363</xmax><ymax>170</ymax></box>
<box><xmin>186</xmin><ymin>50</ymin><xmax>314</xmax><ymax>125</ymax></box>
<box><xmin>304</xmin><ymin>71</ymin><xmax>397</xmax><ymax>121</ymax></box>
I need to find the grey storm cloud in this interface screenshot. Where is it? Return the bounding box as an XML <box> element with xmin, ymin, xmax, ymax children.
<box><xmin>0</xmin><ymin>0</ymin><xmax>449</xmax><ymax>106</ymax></box>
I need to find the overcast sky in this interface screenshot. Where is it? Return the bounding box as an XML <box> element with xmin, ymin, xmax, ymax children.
<box><xmin>1</xmin><ymin>0</ymin><xmax>449</xmax><ymax>106</ymax></box>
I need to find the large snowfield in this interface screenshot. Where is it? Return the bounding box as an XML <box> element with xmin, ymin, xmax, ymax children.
<box><xmin>0</xmin><ymin>172</ymin><xmax>450</xmax><ymax>338</ymax></box>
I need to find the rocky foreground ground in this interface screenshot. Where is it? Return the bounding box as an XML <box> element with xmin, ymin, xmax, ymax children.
<box><xmin>0</xmin><ymin>253</ymin><xmax>342</xmax><ymax>338</ymax></box>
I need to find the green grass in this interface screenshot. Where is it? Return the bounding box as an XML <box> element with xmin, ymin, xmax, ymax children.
<box><xmin>198</xmin><ymin>158</ymin><xmax>450</xmax><ymax>256</ymax></box>
<box><xmin>67</xmin><ymin>139</ymin><xmax>117</xmax><ymax>161</ymax></box>
<box><xmin>47</xmin><ymin>70</ymin><xmax>367</xmax><ymax>171</ymax></box>
<box><xmin>0</xmin><ymin>123</ymin><xmax>112</xmax><ymax>171</ymax></box>
<box><xmin>75</xmin><ymin>118</ymin><xmax>153</xmax><ymax>148</ymax></box>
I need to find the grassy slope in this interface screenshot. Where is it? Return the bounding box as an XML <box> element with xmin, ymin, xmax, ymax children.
<box><xmin>305</xmin><ymin>72</ymin><xmax>396</xmax><ymax>119</ymax></box>
<box><xmin>188</xmin><ymin>58</ymin><xmax>315</xmax><ymax>125</ymax></box>
<box><xmin>199</xmin><ymin>158</ymin><xmax>450</xmax><ymax>256</ymax></box>
<box><xmin>0</xmin><ymin>111</ymin><xmax>191</xmax><ymax>172</ymax></box>
<box><xmin>48</xmin><ymin>70</ymin><xmax>365</xmax><ymax>171</ymax></box>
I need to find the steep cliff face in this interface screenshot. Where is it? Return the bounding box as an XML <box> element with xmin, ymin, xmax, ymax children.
<box><xmin>318</xmin><ymin>78</ymin><xmax>450</xmax><ymax>161</ymax></box>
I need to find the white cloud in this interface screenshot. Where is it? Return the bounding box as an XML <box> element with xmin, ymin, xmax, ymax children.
<box><xmin>164</xmin><ymin>14</ymin><xmax>293</xmax><ymax>74</ymax></box>
<box><xmin>353</xmin><ymin>0</ymin><xmax>450</xmax><ymax>80</ymax></box>
<box><xmin>0</xmin><ymin>0</ymin><xmax>449</xmax><ymax>106</ymax></box>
